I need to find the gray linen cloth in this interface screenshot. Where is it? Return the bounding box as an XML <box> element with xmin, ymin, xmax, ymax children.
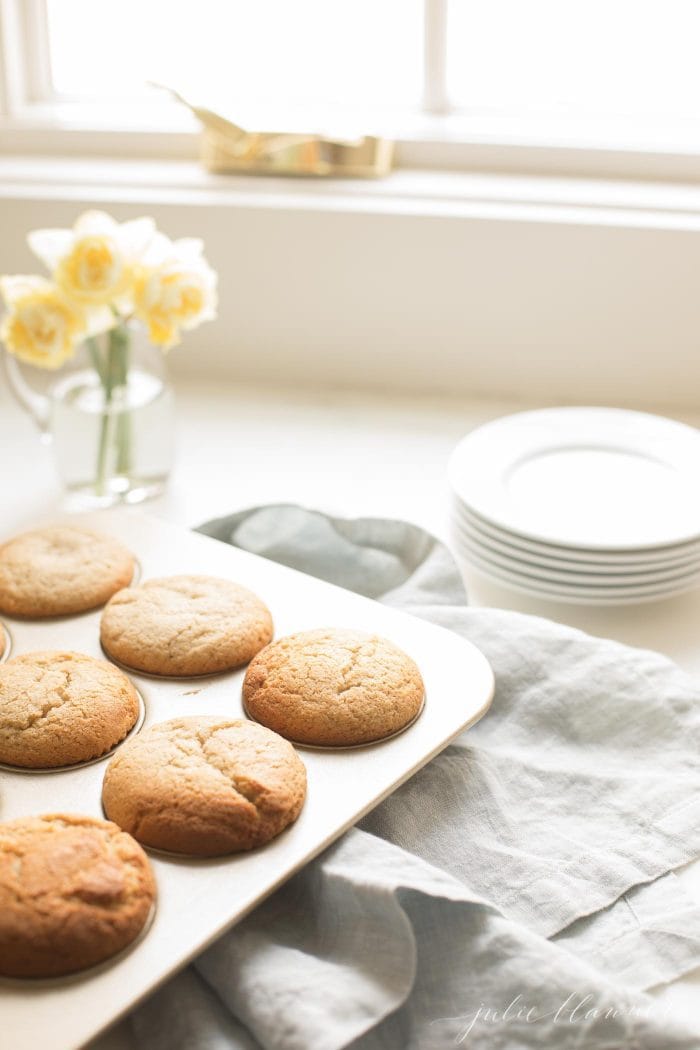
<box><xmin>119</xmin><ymin>505</ymin><xmax>700</xmax><ymax>1050</ymax></box>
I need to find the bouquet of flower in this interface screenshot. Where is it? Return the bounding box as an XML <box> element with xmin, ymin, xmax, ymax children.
<box><xmin>0</xmin><ymin>211</ymin><xmax>217</xmax><ymax>499</ymax></box>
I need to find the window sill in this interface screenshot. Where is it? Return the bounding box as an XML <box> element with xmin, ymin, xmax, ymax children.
<box><xmin>0</xmin><ymin>155</ymin><xmax>699</xmax><ymax>410</ymax></box>
<box><xmin>6</xmin><ymin>101</ymin><xmax>700</xmax><ymax>180</ymax></box>
<box><xmin>2</xmin><ymin>155</ymin><xmax>700</xmax><ymax>226</ymax></box>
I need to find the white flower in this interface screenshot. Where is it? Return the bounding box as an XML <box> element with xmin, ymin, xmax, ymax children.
<box><xmin>133</xmin><ymin>234</ymin><xmax>217</xmax><ymax>349</ymax></box>
<box><xmin>27</xmin><ymin>210</ymin><xmax>156</xmax><ymax>315</ymax></box>
<box><xmin>0</xmin><ymin>275</ymin><xmax>91</xmax><ymax>369</ymax></box>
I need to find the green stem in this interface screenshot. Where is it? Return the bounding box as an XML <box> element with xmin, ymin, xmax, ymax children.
<box><xmin>86</xmin><ymin>337</ymin><xmax>106</xmax><ymax>385</ymax></box>
<box><xmin>111</xmin><ymin>326</ymin><xmax>132</xmax><ymax>476</ymax></box>
<box><xmin>94</xmin><ymin>324</ymin><xmax>131</xmax><ymax>497</ymax></box>
<box><xmin>95</xmin><ymin>340</ymin><xmax>115</xmax><ymax>497</ymax></box>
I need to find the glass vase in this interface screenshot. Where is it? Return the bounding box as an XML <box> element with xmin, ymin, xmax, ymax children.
<box><xmin>4</xmin><ymin>324</ymin><xmax>175</xmax><ymax>509</ymax></box>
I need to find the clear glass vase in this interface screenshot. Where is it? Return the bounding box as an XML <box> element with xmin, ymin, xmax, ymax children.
<box><xmin>4</xmin><ymin>325</ymin><xmax>175</xmax><ymax>509</ymax></box>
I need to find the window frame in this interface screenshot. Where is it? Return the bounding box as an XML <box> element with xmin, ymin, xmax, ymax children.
<box><xmin>0</xmin><ymin>0</ymin><xmax>51</xmax><ymax>110</ymax></box>
<box><xmin>3</xmin><ymin>0</ymin><xmax>700</xmax><ymax>183</ymax></box>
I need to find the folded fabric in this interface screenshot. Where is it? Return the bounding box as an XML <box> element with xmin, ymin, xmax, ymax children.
<box><xmin>108</xmin><ymin>504</ymin><xmax>700</xmax><ymax>1050</ymax></box>
<box><xmin>129</xmin><ymin>831</ymin><xmax>699</xmax><ymax>1050</ymax></box>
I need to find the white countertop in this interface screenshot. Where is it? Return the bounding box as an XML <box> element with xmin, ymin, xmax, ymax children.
<box><xmin>2</xmin><ymin>377</ymin><xmax>700</xmax><ymax>1043</ymax></box>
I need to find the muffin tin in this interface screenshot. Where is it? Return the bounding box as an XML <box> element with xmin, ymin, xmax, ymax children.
<box><xmin>0</xmin><ymin>623</ymin><xmax>10</xmax><ymax>663</ymax></box>
<box><xmin>0</xmin><ymin>509</ymin><xmax>494</xmax><ymax>1050</ymax></box>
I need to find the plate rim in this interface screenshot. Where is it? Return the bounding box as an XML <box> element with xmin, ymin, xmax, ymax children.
<box><xmin>454</xmin><ymin>539</ymin><xmax>700</xmax><ymax>599</ymax></box>
<box><xmin>448</xmin><ymin>407</ymin><xmax>700</xmax><ymax>552</ymax></box>
<box><xmin>451</xmin><ymin>518</ymin><xmax>700</xmax><ymax>585</ymax></box>
<box><xmin>460</xmin><ymin>558</ymin><xmax>700</xmax><ymax>607</ymax></box>
<box><xmin>451</xmin><ymin>498</ymin><xmax>700</xmax><ymax>566</ymax></box>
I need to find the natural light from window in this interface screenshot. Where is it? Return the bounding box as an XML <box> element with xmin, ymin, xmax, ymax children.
<box><xmin>448</xmin><ymin>0</ymin><xmax>700</xmax><ymax>132</ymax></box>
<box><xmin>46</xmin><ymin>0</ymin><xmax>423</xmax><ymax>125</ymax></box>
<box><xmin>35</xmin><ymin>0</ymin><xmax>700</xmax><ymax>151</ymax></box>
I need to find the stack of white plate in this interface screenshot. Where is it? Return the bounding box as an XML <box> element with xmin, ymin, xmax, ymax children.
<box><xmin>448</xmin><ymin>407</ymin><xmax>700</xmax><ymax>605</ymax></box>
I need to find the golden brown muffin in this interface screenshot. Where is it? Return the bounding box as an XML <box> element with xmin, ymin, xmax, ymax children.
<box><xmin>100</xmin><ymin>574</ymin><xmax>273</xmax><ymax>677</ymax></box>
<box><xmin>0</xmin><ymin>813</ymin><xmax>155</xmax><ymax>978</ymax></box>
<box><xmin>243</xmin><ymin>628</ymin><xmax>424</xmax><ymax>746</ymax></box>
<box><xmin>0</xmin><ymin>651</ymin><xmax>140</xmax><ymax>769</ymax></box>
<box><xmin>102</xmin><ymin>716</ymin><xmax>306</xmax><ymax>856</ymax></box>
<box><xmin>0</xmin><ymin>525</ymin><xmax>134</xmax><ymax>618</ymax></box>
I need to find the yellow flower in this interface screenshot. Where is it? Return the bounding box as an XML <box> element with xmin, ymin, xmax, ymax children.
<box><xmin>134</xmin><ymin>235</ymin><xmax>217</xmax><ymax>349</ymax></box>
<box><xmin>0</xmin><ymin>276</ymin><xmax>87</xmax><ymax>369</ymax></box>
<box><xmin>28</xmin><ymin>210</ymin><xmax>155</xmax><ymax>314</ymax></box>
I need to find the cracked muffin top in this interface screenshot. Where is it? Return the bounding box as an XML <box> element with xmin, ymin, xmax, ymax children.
<box><xmin>100</xmin><ymin>574</ymin><xmax>273</xmax><ymax>677</ymax></box>
<box><xmin>0</xmin><ymin>525</ymin><xmax>135</xmax><ymax>618</ymax></box>
<box><xmin>242</xmin><ymin>628</ymin><xmax>425</xmax><ymax>746</ymax></box>
<box><xmin>0</xmin><ymin>650</ymin><xmax>140</xmax><ymax>768</ymax></box>
<box><xmin>102</xmin><ymin>716</ymin><xmax>306</xmax><ymax>856</ymax></box>
<box><xmin>0</xmin><ymin>812</ymin><xmax>155</xmax><ymax>978</ymax></box>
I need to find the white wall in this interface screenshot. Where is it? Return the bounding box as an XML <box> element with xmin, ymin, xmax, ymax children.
<box><xmin>1</xmin><ymin>164</ymin><xmax>700</xmax><ymax>407</ymax></box>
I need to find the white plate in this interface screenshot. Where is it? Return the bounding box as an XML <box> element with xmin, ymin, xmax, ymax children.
<box><xmin>451</xmin><ymin>518</ymin><xmax>700</xmax><ymax>587</ymax></box>
<box><xmin>452</xmin><ymin>534</ymin><xmax>700</xmax><ymax>602</ymax></box>
<box><xmin>451</xmin><ymin>498</ymin><xmax>700</xmax><ymax>567</ymax></box>
<box><xmin>458</xmin><ymin>558</ymin><xmax>700</xmax><ymax>607</ymax></box>
<box><xmin>0</xmin><ymin>510</ymin><xmax>494</xmax><ymax>1050</ymax></box>
<box><xmin>451</xmin><ymin>518</ymin><xmax>700</xmax><ymax>588</ymax></box>
<box><xmin>448</xmin><ymin>407</ymin><xmax>700</xmax><ymax>552</ymax></box>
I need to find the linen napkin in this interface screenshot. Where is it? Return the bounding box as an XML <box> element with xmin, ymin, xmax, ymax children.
<box><xmin>118</xmin><ymin>504</ymin><xmax>700</xmax><ymax>1050</ymax></box>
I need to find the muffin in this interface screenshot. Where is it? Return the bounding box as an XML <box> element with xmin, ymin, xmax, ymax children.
<box><xmin>0</xmin><ymin>813</ymin><xmax>155</xmax><ymax>978</ymax></box>
<box><xmin>0</xmin><ymin>525</ymin><xmax>134</xmax><ymax>618</ymax></box>
<box><xmin>100</xmin><ymin>574</ymin><xmax>273</xmax><ymax>676</ymax></box>
<box><xmin>0</xmin><ymin>651</ymin><xmax>140</xmax><ymax>768</ymax></box>
<box><xmin>243</xmin><ymin>628</ymin><xmax>424</xmax><ymax>745</ymax></box>
<box><xmin>102</xmin><ymin>716</ymin><xmax>306</xmax><ymax>856</ymax></box>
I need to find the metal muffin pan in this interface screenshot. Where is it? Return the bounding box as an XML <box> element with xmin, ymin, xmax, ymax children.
<box><xmin>0</xmin><ymin>622</ymin><xmax>11</xmax><ymax>663</ymax></box>
<box><xmin>0</xmin><ymin>509</ymin><xmax>494</xmax><ymax>1050</ymax></box>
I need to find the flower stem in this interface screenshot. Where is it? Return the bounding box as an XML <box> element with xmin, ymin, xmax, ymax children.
<box><xmin>111</xmin><ymin>325</ymin><xmax>132</xmax><ymax>476</ymax></box>
<box><xmin>86</xmin><ymin>337</ymin><xmax>106</xmax><ymax>385</ymax></box>
<box><xmin>95</xmin><ymin>341</ymin><xmax>115</xmax><ymax>498</ymax></box>
<box><xmin>94</xmin><ymin>324</ymin><xmax>131</xmax><ymax>497</ymax></box>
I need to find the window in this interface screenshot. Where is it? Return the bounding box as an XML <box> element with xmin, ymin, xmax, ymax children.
<box><xmin>3</xmin><ymin>0</ymin><xmax>700</xmax><ymax>175</ymax></box>
<box><xmin>45</xmin><ymin>0</ymin><xmax>424</xmax><ymax>123</ymax></box>
<box><xmin>447</xmin><ymin>0</ymin><xmax>700</xmax><ymax>152</ymax></box>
